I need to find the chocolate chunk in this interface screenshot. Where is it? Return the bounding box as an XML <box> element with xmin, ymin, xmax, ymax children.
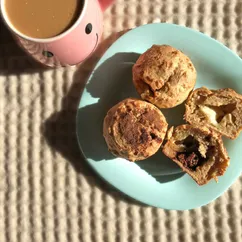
<box><xmin>177</xmin><ymin>152</ymin><xmax>199</xmax><ymax>169</ymax></box>
<box><xmin>186</xmin><ymin>152</ymin><xmax>199</xmax><ymax>167</ymax></box>
<box><xmin>140</xmin><ymin>128</ymin><xmax>149</xmax><ymax>143</ymax></box>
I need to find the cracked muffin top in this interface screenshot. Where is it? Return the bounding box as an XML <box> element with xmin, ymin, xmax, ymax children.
<box><xmin>132</xmin><ymin>45</ymin><xmax>197</xmax><ymax>108</ymax></box>
<box><xmin>103</xmin><ymin>98</ymin><xmax>168</xmax><ymax>161</ymax></box>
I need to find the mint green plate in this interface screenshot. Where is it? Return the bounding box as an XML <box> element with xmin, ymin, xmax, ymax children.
<box><xmin>77</xmin><ymin>23</ymin><xmax>242</xmax><ymax>210</ymax></box>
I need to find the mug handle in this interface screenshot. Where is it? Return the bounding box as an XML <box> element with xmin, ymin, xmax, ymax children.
<box><xmin>98</xmin><ymin>0</ymin><xmax>114</xmax><ymax>11</ymax></box>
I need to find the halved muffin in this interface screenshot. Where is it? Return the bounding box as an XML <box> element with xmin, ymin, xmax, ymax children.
<box><xmin>162</xmin><ymin>125</ymin><xmax>230</xmax><ymax>185</ymax></box>
<box><xmin>103</xmin><ymin>98</ymin><xmax>168</xmax><ymax>161</ymax></box>
<box><xmin>132</xmin><ymin>45</ymin><xmax>197</xmax><ymax>108</ymax></box>
<box><xmin>185</xmin><ymin>87</ymin><xmax>242</xmax><ymax>139</ymax></box>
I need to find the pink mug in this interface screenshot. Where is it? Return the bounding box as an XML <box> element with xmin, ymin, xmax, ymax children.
<box><xmin>0</xmin><ymin>0</ymin><xmax>114</xmax><ymax>67</ymax></box>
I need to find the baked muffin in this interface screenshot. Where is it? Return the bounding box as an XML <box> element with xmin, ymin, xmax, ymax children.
<box><xmin>185</xmin><ymin>87</ymin><xmax>242</xmax><ymax>139</ymax></box>
<box><xmin>162</xmin><ymin>125</ymin><xmax>230</xmax><ymax>185</ymax></box>
<box><xmin>103</xmin><ymin>98</ymin><xmax>168</xmax><ymax>161</ymax></box>
<box><xmin>132</xmin><ymin>45</ymin><xmax>197</xmax><ymax>108</ymax></box>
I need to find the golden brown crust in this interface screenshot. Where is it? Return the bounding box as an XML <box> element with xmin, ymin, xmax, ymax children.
<box><xmin>132</xmin><ymin>45</ymin><xmax>197</xmax><ymax>108</ymax></box>
<box><xmin>185</xmin><ymin>87</ymin><xmax>242</xmax><ymax>139</ymax></box>
<box><xmin>162</xmin><ymin>124</ymin><xmax>230</xmax><ymax>185</ymax></box>
<box><xmin>103</xmin><ymin>98</ymin><xmax>168</xmax><ymax>161</ymax></box>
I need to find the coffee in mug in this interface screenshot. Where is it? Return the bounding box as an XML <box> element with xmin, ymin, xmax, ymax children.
<box><xmin>5</xmin><ymin>0</ymin><xmax>83</xmax><ymax>38</ymax></box>
<box><xmin>0</xmin><ymin>0</ymin><xmax>114</xmax><ymax>67</ymax></box>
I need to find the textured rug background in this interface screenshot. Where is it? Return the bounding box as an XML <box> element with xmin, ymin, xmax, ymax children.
<box><xmin>1</xmin><ymin>0</ymin><xmax>242</xmax><ymax>241</ymax></box>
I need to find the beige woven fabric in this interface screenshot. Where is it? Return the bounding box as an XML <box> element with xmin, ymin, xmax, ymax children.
<box><xmin>1</xmin><ymin>0</ymin><xmax>242</xmax><ymax>241</ymax></box>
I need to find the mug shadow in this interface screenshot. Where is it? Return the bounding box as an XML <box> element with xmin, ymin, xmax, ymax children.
<box><xmin>0</xmin><ymin>19</ymin><xmax>54</xmax><ymax>74</ymax></box>
<box><xmin>43</xmin><ymin>31</ymin><xmax>150</xmax><ymax>206</ymax></box>
<box><xmin>43</xmin><ymin>31</ymin><xmax>184</xmax><ymax>207</ymax></box>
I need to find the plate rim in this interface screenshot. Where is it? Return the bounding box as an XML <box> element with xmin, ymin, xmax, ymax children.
<box><xmin>76</xmin><ymin>22</ymin><xmax>242</xmax><ymax>210</ymax></box>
